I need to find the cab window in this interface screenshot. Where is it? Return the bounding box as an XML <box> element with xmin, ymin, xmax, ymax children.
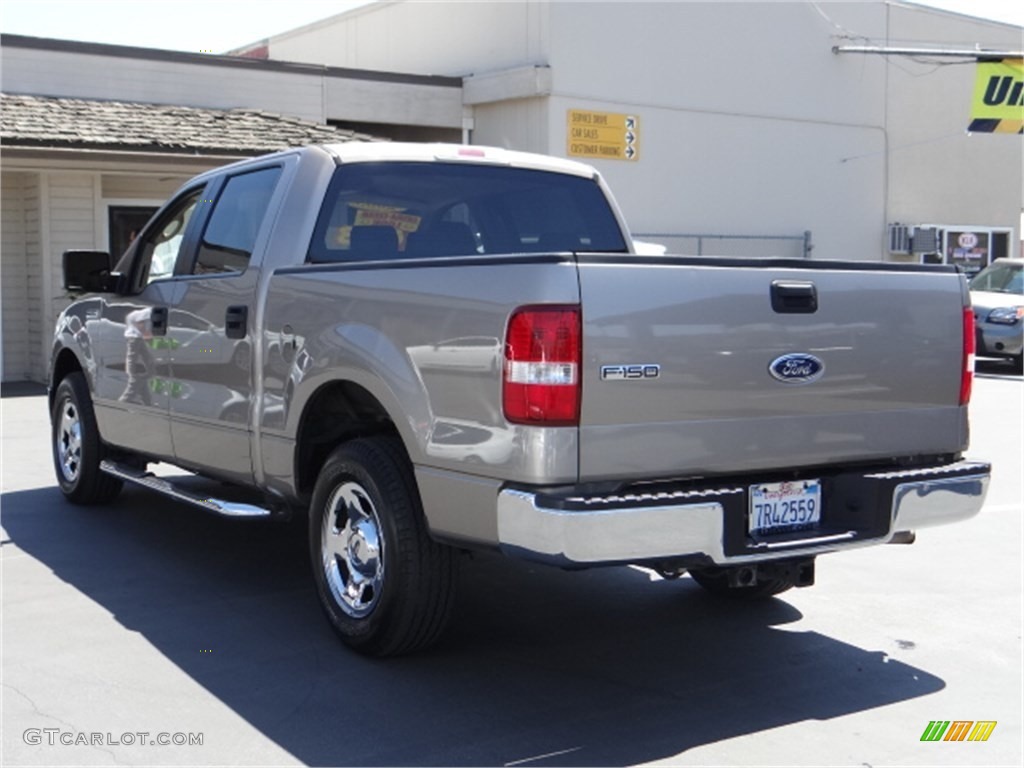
<box><xmin>193</xmin><ymin>166</ymin><xmax>282</xmax><ymax>275</ymax></box>
<box><xmin>308</xmin><ymin>162</ymin><xmax>627</xmax><ymax>263</ymax></box>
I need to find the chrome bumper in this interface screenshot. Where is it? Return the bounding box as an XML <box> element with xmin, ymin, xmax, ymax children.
<box><xmin>496</xmin><ymin>461</ymin><xmax>990</xmax><ymax>567</ymax></box>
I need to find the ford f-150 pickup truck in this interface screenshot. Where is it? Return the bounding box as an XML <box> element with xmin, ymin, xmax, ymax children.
<box><xmin>51</xmin><ymin>142</ymin><xmax>990</xmax><ymax>656</ymax></box>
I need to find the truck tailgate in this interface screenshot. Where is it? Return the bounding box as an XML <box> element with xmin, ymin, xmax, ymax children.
<box><xmin>577</xmin><ymin>256</ymin><xmax>969</xmax><ymax>482</ymax></box>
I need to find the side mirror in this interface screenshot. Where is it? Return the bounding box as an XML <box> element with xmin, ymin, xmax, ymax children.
<box><xmin>63</xmin><ymin>250</ymin><xmax>119</xmax><ymax>293</ymax></box>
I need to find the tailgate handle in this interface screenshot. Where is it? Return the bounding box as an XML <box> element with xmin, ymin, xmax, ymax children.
<box><xmin>771</xmin><ymin>281</ymin><xmax>818</xmax><ymax>314</ymax></box>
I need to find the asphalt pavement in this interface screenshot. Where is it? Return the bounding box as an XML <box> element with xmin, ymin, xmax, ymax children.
<box><xmin>1</xmin><ymin>363</ymin><xmax>1021</xmax><ymax>767</ymax></box>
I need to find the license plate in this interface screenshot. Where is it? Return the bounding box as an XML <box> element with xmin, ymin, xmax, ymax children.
<box><xmin>749</xmin><ymin>479</ymin><xmax>821</xmax><ymax>535</ymax></box>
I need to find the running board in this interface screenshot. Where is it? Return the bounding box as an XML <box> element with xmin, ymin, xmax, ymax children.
<box><xmin>99</xmin><ymin>460</ymin><xmax>272</xmax><ymax>518</ymax></box>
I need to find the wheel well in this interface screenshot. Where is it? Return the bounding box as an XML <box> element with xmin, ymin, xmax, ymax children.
<box><xmin>294</xmin><ymin>381</ymin><xmax>400</xmax><ymax>497</ymax></box>
<box><xmin>49</xmin><ymin>348</ymin><xmax>83</xmax><ymax>410</ymax></box>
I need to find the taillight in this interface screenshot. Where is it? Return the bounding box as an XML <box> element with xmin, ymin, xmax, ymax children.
<box><xmin>960</xmin><ymin>306</ymin><xmax>975</xmax><ymax>406</ymax></box>
<box><xmin>503</xmin><ymin>306</ymin><xmax>581</xmax><ymax>426</ymax></box>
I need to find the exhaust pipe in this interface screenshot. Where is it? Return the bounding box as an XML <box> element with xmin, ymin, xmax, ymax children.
<box><xmin>724</xmin><ymin>558</ymin><xmax>816</xmax><ymax>589</ymax></box>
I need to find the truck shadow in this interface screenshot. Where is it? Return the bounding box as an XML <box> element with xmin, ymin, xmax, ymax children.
<box><xmin>2</xmin><ymin>483</ymin><xmax>944</xmax><ymax>767</ymax></box>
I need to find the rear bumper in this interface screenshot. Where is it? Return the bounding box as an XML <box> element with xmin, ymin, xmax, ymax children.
<box><xmin>496</xmin><ymin>460</ymin><xmax>990</xmax><ymax>567</ymax></box>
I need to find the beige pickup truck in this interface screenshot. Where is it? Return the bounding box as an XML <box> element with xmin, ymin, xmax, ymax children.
<box><xmin>52</xmin><ymin>143</ymin><xmax>990</xmax><ymax>655</ymax></box>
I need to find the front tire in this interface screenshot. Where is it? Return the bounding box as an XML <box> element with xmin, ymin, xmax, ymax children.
<box><xmin>51</xmin><ymin>372</ymin><xmax>123</xmax><ymax>504</ymax></box>
<box><xmin>309</xmin><ymin>437</ymin><xmax>457</xmax><ymax>656</ymax></box>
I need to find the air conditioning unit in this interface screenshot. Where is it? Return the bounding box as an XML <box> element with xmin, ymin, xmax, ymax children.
<box><xmin>911</xmin><ymin>227</ymin><xmax>939</xmax><ymax>255</ymax></box>
<box><xmin>888</xmin><ymin>223</ymin><xmax>911</xmax><ymax>254</ymax></box>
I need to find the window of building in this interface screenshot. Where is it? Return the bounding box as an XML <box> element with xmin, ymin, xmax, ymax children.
<box><xmin>108</xmin><ymin>205</ymin><xmax>158</xmax><ymax>260</ymax></box>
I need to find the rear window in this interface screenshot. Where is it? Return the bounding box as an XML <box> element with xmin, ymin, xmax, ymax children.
<box><xmin>308</xmin><ymin>162</ymin><xmax>627</xmax><ymax>262</ymax></box>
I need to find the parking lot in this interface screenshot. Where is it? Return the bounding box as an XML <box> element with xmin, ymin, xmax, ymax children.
<box><xmin>2</xmin><ymin>363</ymin><xmax>1021</xmax><ymax>767</ymax></box>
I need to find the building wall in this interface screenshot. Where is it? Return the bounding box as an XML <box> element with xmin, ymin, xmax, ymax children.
<box><xmin>23</xmin><ymin>173</ymin><xmax>45</xmax><ymax>382</ymax></box>
<box><xmin>265</xmin><ymin>0</ymin><xmax>551</xmax><ymax>76</ymax></box>
<box><xmin>547</xmin><ymin>1</ymin><xmax>887</xmax><ymax>128</ymax></box>
<box><xmin>555</xmin><ymin>93</ymin><xmax>885</xmax><ymax>258</ymax></box>
<box><xmin>47</xmin><ymin>174</ymin><xmax>100</xmax><ymax>372</ymax></box>
<box><xmin>262</xmin><ymin>0</ymin><xmax>1022</xmax><ymax>260</ymax></box>
<box><xmin>1</xmin><ymin>40</ymin><xmax>464</xmax><ymax>130</ymax></box>
<box><xmin>472</xmin><ymin>97</ymin><xmax>550</xmax><ymax>155</ymax></box>
<box><xmin>885</xmin><ymin>3</ymin><xmax>1022</xmax><ymax>242</ymax></box>
<box><xmin>2</xmin><ymin>172</ymin><xmax>31</xmax><ymax>380</ymax></box>
<box><xmin>1</xmin><ymin>46</ymin><xmax>327</xmax><ymax>122</ymax></box>
<box><xmin>101</xmin><ymin>174</ymin><xmax>186</xmax><ymax>199</ymax></box>
<box><xmin>19</xmin><ymin>172</ymin><xmax>100</xmax><ymax>382</ymax></box>
<box><xmin>544</xmin><ymin>1</ymin><xmax>891</xmax><ymax>258</ymax></box>
<box><xmin>1</xmin><ymin>168</ymin><xmax>193</xmax><ymax>382</ymax></box>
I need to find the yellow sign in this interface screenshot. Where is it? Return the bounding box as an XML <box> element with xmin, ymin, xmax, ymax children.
<box><xmin>329</xmin><ymin>203</ymin><xmax>422</xmax><ymax>250</ymax></box>
<box><xmin>969</xmin><ymin>58</ymin><xmax>1023</xmax><ymax>134</ymax></box>
<box><xmin>567</xmin><ymin>109</ymin><xmax>639</xmax><ymax>161</ymax></box>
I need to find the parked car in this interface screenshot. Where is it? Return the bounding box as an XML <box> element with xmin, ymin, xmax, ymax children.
<box><xmin>969</xmin><ymin>257</ymin><xmax>1023</xmax><ymax>373</ymax></box>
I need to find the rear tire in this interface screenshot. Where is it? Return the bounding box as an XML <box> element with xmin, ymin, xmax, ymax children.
<box><xmin>689</xmin><ymin>565</ymin><xmax>796</xmax><ymax>599</ymax></box>
<box><xmin>51</xmin><ymin>372</ymin><xmax>123</xmax><ymax>504</ymax></box>
<box><xmin>309</xmin><ymin>436</ymin><xmax>457</xmax><ymax>656</ymax></box>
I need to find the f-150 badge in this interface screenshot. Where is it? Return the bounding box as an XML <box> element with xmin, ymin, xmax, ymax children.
<box><xmin>769</xmin><ymin>353</ymin><xmax>825</xmax><ymax>383</ymax></box>
<box><xmin>600</xmin><ymin>364</ymin><xmax>660</xmax><ymax>380</ymax></box>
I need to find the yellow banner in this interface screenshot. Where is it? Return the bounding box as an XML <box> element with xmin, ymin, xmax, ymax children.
<box><xmin>969</xmin><ymin>58</ymin><xmax>1023</xmax><ymax>133</ymax></box>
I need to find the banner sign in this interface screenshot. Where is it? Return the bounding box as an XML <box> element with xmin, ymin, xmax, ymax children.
<box><xmin>969</xmin><ymin>58</ymin><xmax>1023</xmax><ymax>133</ymax></box>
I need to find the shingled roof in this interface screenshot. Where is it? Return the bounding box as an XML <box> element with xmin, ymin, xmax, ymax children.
<box><xmin>0</xmin><ymin>93</ymin><xmax>377</xmax><ymax>155</ymax></box>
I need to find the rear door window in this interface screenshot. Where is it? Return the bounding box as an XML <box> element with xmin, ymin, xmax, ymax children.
<box><xmin>308</xmin><ymin>162</ymin><xmax>627</xmax><ymax>262</ymax></box>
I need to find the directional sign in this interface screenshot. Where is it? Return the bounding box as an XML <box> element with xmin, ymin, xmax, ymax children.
<box><xmin>567</xmin><ymin>109</ymin><xmax>639</xmax><ymax>161</ymax></box>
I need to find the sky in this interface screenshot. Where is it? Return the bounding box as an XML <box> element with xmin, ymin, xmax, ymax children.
<box><xmin>0</xmin><ymin>0</ymin><xmax>1020</xmax><ymax>55</ymax></box>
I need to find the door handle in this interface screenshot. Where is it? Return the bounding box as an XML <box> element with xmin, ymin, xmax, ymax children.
<box><xmin>770</xmin><ymin>281</ymin><xmax>818</xmax><ymax>314</ymax></box>
<box><xmin>151</xmin><ymin>306</ymin><xmax>168</xmax><ymax>336</ymax></box>
<box><xmin>225</xmin><ymin>305</ymin><xmax>248</xmax><ymax>339</ymax></box>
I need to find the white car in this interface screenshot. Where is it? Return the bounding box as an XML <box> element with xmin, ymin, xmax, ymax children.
<box><xmin>969</xmin><ymin>257</ymin><xmax>1023</xmax><ymax>373</ymax></box>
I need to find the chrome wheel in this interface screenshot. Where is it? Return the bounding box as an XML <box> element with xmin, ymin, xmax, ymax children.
<box><xmin>57</xmin><ymin>399</ymin><xmax>83</xmax><ymax>483</ymax></box>
<box><xmin>50</xmin><ymin>372</ymin><xmax>123</xmax><ymax>504</ymax></box>
<box><xmin>310</xmin><ymin>438</ymin><xmax>457</xmax><ymax>655</ymax></box>
<box><xmin>321</xmin><ymin>481</ymin><xmax>385</xmax><ymax>618</ymax></box>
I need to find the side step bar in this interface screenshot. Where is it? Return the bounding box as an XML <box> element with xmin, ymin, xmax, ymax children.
<box><xmin>100</xmin><ymin>460</ymin><xmax>272</xmax><ymax>518</ymax></box>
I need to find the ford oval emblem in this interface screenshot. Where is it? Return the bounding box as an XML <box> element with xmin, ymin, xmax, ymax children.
<box><xmin>769</xmin><ymin>353</ymin><xmax>825</xmax><ymax>384</ymax></box>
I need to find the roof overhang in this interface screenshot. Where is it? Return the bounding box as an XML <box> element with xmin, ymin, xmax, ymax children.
<box><xmin>0</xmin><ymin>145</ymin><xmax>245</xmax><ymax>174</ymax></box>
